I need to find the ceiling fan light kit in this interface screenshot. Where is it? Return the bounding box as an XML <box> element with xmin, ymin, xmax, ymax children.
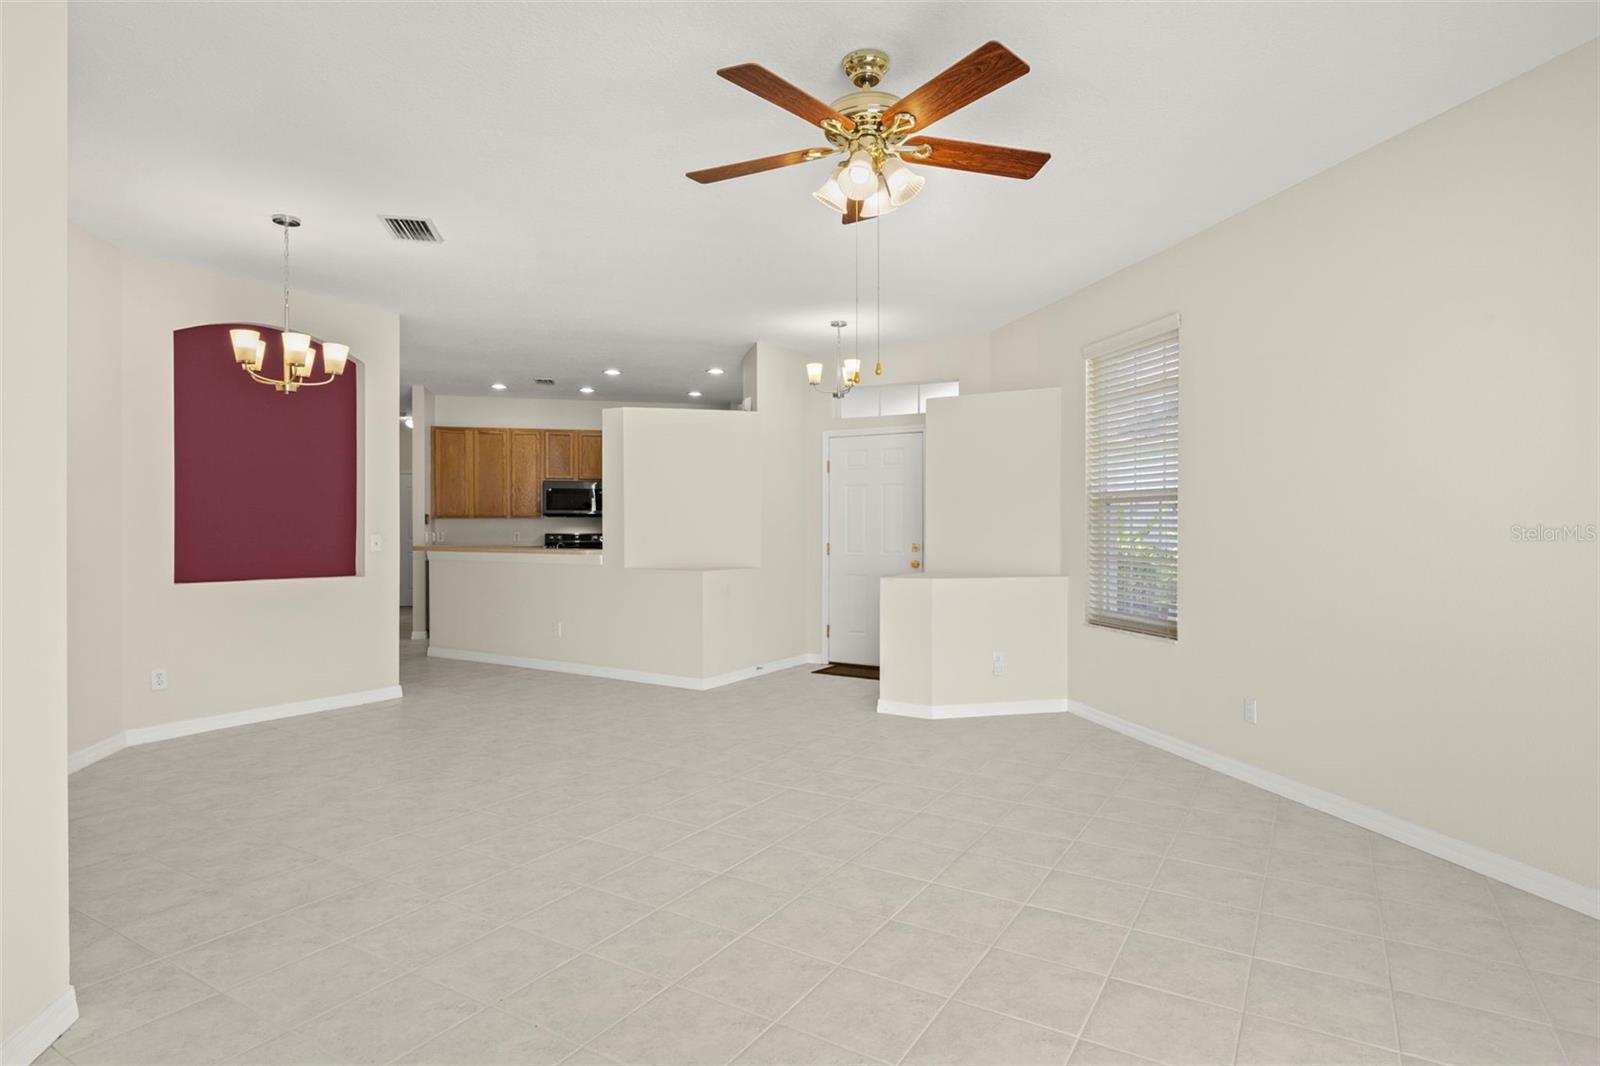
<box><xmin>687</xmin><ymin>41</ymin><xmax>1051</xmax><ymax>223</ymax></box>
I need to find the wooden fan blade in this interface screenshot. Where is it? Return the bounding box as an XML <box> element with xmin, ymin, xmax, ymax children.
<box><xmin>888</xmin><ymin>41</ymin><xmax>1029</xmax><ymax>132</ymax></box>
<box><xmin>686</xmin><ymin>148</ymin><xmax>834</xmax><ymax>184</ymax></box>
<box><xmin>718</xmin><ymin>64</ymin><xmax>854</xmax><ymax>131</ymax></box>
<box><xmin>842</xmin><ymin>199</ymin><xmax>864</xmax><ymax>225</ymax></box>
<box><xmin>901</xmin><ymin>137</ymin><xmax>1050</xmax><ymax>179</ymax></box>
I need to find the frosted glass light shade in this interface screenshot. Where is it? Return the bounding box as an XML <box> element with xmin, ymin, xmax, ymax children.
<box><xmin>250</xmin><ymin>339</ymin><xmax>267</xmax><ymax>371</ymax></box>
<box><xmin>805</xmin><ymin>362</ymin><xmax>824</xmax><ymax>386</ymax></box>
<box><xmin>230</xmin><ymin>328</ymin><xmax>261</xmax><ymax>365</ymax></box>
<box><xmin>880</xmin><ymin>156</ymin><xmax>925</xmax><ymax>207</ymax></box>
<box><xmin>860</xmin><ymin>177</ymin><xmax>897</xmax><ymax>219</ymax></box>
<box><xmin>842</xmin><ymin>358</ymin><xmax>862</xmax><ymax>382</ymax></box>
<box><xmin>282</xmin><ymin>332</ymin><xmax>312</xmax><ymax>368</ymax></box>
<box><xmin>322</xmin><ymin>342</ymin><xmax>350</xmax><ymax>375</ymax></box>
<box><xmin>839</xmin><ymin>150</ymin><xmax>877</xmax><ymax>199</ymax></box>
<box><xmin>813</xmin><ymin>165</ymin><xmax>847</xmax><ymax>213</ymax></box>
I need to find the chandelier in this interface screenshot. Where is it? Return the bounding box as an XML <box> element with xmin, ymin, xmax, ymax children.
<box><xmin>807</xmin><ymin>320</ymin><xmax>862</xmax><ymax>398</ymax></box>
<box><xmin>227</xmin><ymin>215</ymin><xmax>350</xmax><ymax>393</ymax></box>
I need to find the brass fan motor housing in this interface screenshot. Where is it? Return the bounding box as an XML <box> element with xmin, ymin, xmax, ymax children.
<box><xmin>841</xmin><ymin>48</ymin><xmax>890</xmax><ymax>88</ymax></box>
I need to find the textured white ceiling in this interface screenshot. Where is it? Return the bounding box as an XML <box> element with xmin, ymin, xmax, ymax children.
<box><xmin>69</xmin><ymin>3</ymin><xmax>1596</xmax><ymax>406</ymax></box>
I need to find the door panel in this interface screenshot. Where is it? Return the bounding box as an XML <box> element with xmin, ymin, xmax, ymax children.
<box><xmin>828</xmin><ymin>431</ymin><xmax>924</xmax><ymax>666</ymax></box>
<box><xmin>545</xmin><ymin>430</ymin><xmax>577</xmax><ymax>479</ymax></box>
<box><xmin>431</xmin><ymin>427</ymin><xmax>472</xmax><ymax>518</ymax></box>
<box><xmin>510</xmin><ymin>430</ymin><xmax>544</xmax><ymax>517</ymax></box>
<box><xmin>577</xmin><ymin>431</ymin><xmax>603</xmax><ymax>480</ymax></box>
<box><xmin>470</xmin><ymin>429</ymin><xmax>510</xmax><ymax>517</ymax></box>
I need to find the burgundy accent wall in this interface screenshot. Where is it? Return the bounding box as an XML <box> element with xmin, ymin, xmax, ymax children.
<box><xmin>174</xmin><ymin>323</ymin><xmax>358</xmax><ymax>582</ymax></box>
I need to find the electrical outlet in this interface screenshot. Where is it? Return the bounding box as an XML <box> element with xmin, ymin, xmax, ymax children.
<box><xmin>1243</xmin><ymin>698</ymin><xmax>1257</xmax><ymax>724</ymax></box>
<box><xmin>992</xmin><ymin>651</ymin><xmax>1006</xmax><ymax>676</ymax></box>
<box><xmin>150</xmin><ymin>669</ymin><xmax>168</xmax><ymax>692</ymax></box>
<box><xmin>512</xmin><ymin>531</ymin><xmax>522</xmax><ymax>544</ymax></box>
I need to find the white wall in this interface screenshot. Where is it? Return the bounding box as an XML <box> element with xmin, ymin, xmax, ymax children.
<box><xmin>1</xmin><ymin>1</ymin><xmax>74</xmax><ymax>1053</ymax></box>
<box><xmin>621</xmin><ymin>408</ymin><xmax>761</xmax><ymax>570</ymax></box>
<box><xmin>924</xmin><ymin>389</ymin><xmax>1062</xmax><ymax>576</ymax></box>
<box><xmin>987</xmin><ymin>42</ymin><xmax>1598</xmax><ymax>890</ymax></box>
<box><xmin>66</xmin><ymin>229</ymin><xmax>402</xmax><ymax>751</ymax></box>
<box><xmin>880</xmin><ymin>575</ymin><xmax>1070</xmax><ymax>713</ymax></box>
<box><xmin>67</xmin><ymin>230</ymin><xmax>124</xmax><ymax>753</ymax></box>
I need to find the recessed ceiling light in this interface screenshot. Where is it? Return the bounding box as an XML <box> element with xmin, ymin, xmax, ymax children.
<box><xmin>706</xmin><ymin>367</ymin><xmax>725</xmax><ymax>376</ymax></box>
<box><xmin>491</xmin><ymin>382</ymin><xmax>507</xmax><ymax>391</ymax></box>
<box><xmin>687</xmin><ymin>391</ymin><xmax>703</xmax><ymax>398</ymax></box>
<box><xmin>579</xmin><ymin>386</ymin><xmax>595</xmax><ymax>394</ymax></box>
<box><xmin>603</xmin><ymin>368</ymin><xmax>622</xmax><ymax>376</ymax></box>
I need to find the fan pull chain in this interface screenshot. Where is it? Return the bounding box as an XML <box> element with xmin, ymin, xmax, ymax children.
<box><xmin>875</xmin><ymin>215</ymin><xmax>883</xmax><ymax>376</ymax></box>
<box><xmin>853</xmin><ymin>220</ymin><xmax>860</xmax><ymax>365</ymax></box>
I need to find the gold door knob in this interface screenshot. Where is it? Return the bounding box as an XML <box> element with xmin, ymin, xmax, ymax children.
<box><xmin>911</xmin><ymin>542</ymin><xmax>921</xmax><ymax>552</ymax></box>
<box><xmin>910</xmin><ymin>560</ymin><xmax>921</xmax><ymax>569</ymax></box>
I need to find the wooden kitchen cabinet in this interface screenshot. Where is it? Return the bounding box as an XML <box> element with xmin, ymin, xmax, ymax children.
<box><xmin>470</xmin><ymin>428</ymin><xmax>511</xmax><ymax>517</ymax></box>
<box><xmin>577</xmin><ymin>431</ymin><xmax>603</xmax><ymax>480</ymax></box>
<box><xmin>510</xmin><ymin>429</ymin><xmax>545</xmax><ymax>517</ymax></box>
<box><xmin>544</xmin><ymin>430</ymin><xmax>577</xmax><ymax>479</ymax></box>
<box><xmin>431</xmin><ymin>426</ymin><xmax>473</xmax><ymax>518</ymax></box>
<box><xmin>433</xmin><ymin>425</ymin><xmax>601</xmax><ymax>518</ymax></box>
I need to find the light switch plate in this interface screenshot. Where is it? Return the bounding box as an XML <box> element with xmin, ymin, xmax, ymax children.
<box><xmin>369</xmin><ymin>534</ymin><xmax>383</xmax><ymax>552</ymax></box>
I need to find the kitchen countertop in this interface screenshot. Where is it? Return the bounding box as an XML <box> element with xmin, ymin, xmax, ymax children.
<box><xmin>414</xmin><ymin>544</ymin><xmax>601</xmax><ymax>555</ymax></box>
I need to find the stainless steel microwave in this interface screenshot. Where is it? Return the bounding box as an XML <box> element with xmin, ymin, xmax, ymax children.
<box><xmin>543</xmin><ymin>479</ymin><xmax>601</xmax><ymax>517</ymax></box>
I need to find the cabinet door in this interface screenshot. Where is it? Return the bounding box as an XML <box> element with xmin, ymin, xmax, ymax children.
<box><xmin>577</xmin><ymin>431</ymin><xmax>603</xmax><ymax>480</ymax></box>
<box><xmin>510</xmin><ymin>429</ymin><xmax>544</xmax><ymax>517</ymax></box>
<box><xmin>544</xmin><ymin>430</ymin><xmax>577</xmax><ymax>479</ymax></box>
<box><xmin>432</xmin><ymin>427</ymin><xmax>472</xmax><ymax>518</ymax></box>
<box><xmin>470</xmin><ymin>428</ymin><xmax>511</xmax><ymax>517</ymax></box>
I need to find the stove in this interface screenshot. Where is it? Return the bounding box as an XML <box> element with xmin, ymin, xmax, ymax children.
<box><xmin>544</xmin><ymin>532</ymin><xmax>603</xmax><ymax>550</ymax></box>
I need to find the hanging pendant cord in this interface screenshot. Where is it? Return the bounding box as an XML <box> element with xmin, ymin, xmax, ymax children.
<box><xmin>282</xmin><ymin>224</ymin><xmax>292</xmax><ymax>332</ymax></box>
<box><xmin>853</xmin><ymin>221</ymin><xmax>860</xmax><ymax>366</ymax></box>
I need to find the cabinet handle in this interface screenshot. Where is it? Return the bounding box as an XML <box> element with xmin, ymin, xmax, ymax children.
<box><xmin>911</xmin><ymin>542</ymin><xmax>921</xmax><ymax>552</ymax></box>
<box><xmin>910</xmin><ymin>560</ymin><xmax>921</xmax><ymax>569</ymax></box>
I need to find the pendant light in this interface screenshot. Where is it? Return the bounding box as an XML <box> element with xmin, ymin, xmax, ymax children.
<box><xmin>228</xmin><ymin>215</ymin><xmax>351</xmax><ymax>394</ymax></box>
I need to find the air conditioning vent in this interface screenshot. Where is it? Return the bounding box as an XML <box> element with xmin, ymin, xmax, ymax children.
<box><xmin>534</xmin><ymin>378</ymin><xmax>556</xmax><ymax>386</ymax></box>
<box><xmin>379</xmin><ymin>216</ymin><xmax>443</xmax><ymax>242</ymax></box>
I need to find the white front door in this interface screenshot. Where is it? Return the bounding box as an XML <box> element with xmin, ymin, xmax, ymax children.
<box><xmin>828</xmin><ymin>431</ymin><xmax>924</xmax><ymax>666</ymax></box>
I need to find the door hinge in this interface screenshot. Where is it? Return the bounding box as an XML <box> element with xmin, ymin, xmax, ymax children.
<box><xmin>826</xmin><ymin>624</ymin><xmax>831</xmax><ymax>638</ymax></box>
<box><xmin>825</xmin><ymin>542</ymin><xmax>830</xmax><ymax>555</ymax></box>
<box><xmin>826</xmin><ymin>460</ymin><xmax>831</xmax><ymax>473</ymax></box>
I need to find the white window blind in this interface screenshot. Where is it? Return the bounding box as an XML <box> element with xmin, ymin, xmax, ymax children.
<box><xmin>1086</xmin><ymin>325</ymin><xmax>1179</xmax><ymax>639</ymax></box>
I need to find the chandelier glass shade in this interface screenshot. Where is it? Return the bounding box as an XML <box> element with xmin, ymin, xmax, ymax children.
<box><xmin>230</xmin><ymin>215</ymin><xmax>351</xmax><ymax>394</ymax></box>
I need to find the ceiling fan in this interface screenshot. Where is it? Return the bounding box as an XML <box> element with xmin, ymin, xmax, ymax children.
<box><xmin>687</xmin><ymin>41</ymin><xmax>1050</xmax><ymax>224</ymax></box>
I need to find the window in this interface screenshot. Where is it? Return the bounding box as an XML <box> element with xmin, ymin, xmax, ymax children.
<box><xmin>1085</xmin><ymin>318</ymin><xmax>1179</xmax><ymax>639</ymax></box>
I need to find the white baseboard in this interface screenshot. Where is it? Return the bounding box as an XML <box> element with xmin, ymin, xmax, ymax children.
<box><xmin>2</xmin><ymin>985</ymin><xmax>77</xmax><ymax>1066</ymax></box>
<box><xmin>67</xmin><ymin>685</ymin><xmax>404</xmax><ymax>775</ymax></box>
<box><xmin>66</xmin><ymin>733</ymin><xmax>127</xmax><ymax>775</ymax></box>
<box><xmin>1064</xmin><ymin>699</ymin><xmax>1600</xmax><ymax>920</ymax></box>
<box><xmin>878</xmin><ymin>698</ymin><xmax>1070</xmax><ymax>720</ymax></box>
<box><xmin>410</xmin><ymin>630</ymin><xmax>428</xmax><ymax>641</ymax></box>
<box><xmin>429</xmin><ymin>647</ymin><xmax>822</xmax><ymax>691</ymax></box>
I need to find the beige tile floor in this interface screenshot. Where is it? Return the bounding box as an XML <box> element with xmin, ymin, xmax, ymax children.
<box><xmin>53</xmin><ymin>637</ymin><xmax>1598</xmax><ymax>1065</ymax></box>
